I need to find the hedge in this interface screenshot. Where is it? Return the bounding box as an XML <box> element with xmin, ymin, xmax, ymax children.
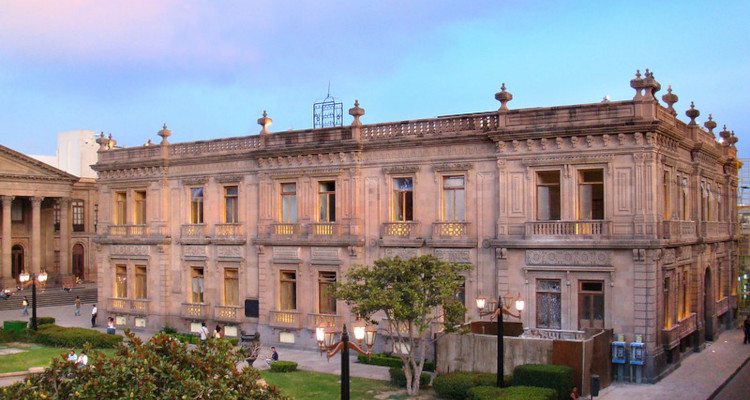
<box><xmin>433</xmin><ymin>371</ymin><xmax>510</xmax><ymax>400</ymax></box>
<box><xmin>165</xmin><ymin>333</ymin><xmax>238</xmax><ymax>346</ymax></box>
<box><xmin>467</xmin><ymin>385</ymin><xmax>557</xmax><ymax>400</ymax></box>
<box><xmin>358</xmin><ymin>353</ymin><xmax>436</xmax><ymax>372</ymax></box>
<box><xmin>269</xmin><ymin>361</ymin><xmax>298</xmax><ymax>373</ymax></box>
<box><xmin>31</xmin><ymin>325</ymin><xmax>123</xmax><ymax>349</ymax></box>
<box><xmin>37</xmin><ymin>317</ymin><xmax>55</xmax><ymax>326</ymax></box>
<box><xmin>2</xmin><ymin>320</ymin><xmax>27</xmax><ymax>334</ymax></box>
<box><xmin>512</xmin><ymin>364</ymin><xmax>573</xmax><ymax>400</ymax></box>
<box><xmin>388</xmin><ymin>367</ymin><xmax>431</xmax><ymax>389</ymax></box>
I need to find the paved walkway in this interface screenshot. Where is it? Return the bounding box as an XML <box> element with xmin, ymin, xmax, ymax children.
<box><xmin>0</xmin><ymin>304</ymin><xmax>390</xmax><ymax>387</ymax></box>
<box><xmin>598</xmin><ymin>328</ymin><xmax>750</xmax><ymax>400</ymax></box>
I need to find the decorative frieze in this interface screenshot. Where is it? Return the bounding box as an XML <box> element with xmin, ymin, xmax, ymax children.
<box><xmin>526</xmin><ymin>250</ymin><xmax>612</xmax><ymax>266</ymax></box>
<box><xmin>382</xmin><ymin>165</ymin><xmax>419</xmax><ymax>174</ymax></box>
<box><xmin>217</xmin><ymin>246</ymin><xmax>243</xmax><ymax>258</ymax></box>
<box><xmin>432</xmin><ymin>162</ymin><xmax>473</xmax><ymax>172</ymax></box>
<box><xmin>678</xmin><ymin>246</ymin><xmax>692</xmax><ymax>260</ymax></box>
<box><xmin>183</xmin><ymin>245</ymin><xmax>206</xmax><ymax>257</ymax></box>
<box><xmin>111</xmin><ymin>245</ymin><xmax>149</xmax><ymax>256</ymax></box>
<box><xmin>662</xmin><ymin>248</ymin><xmax>676</xmax><ymax>265</ymax></box>
<box><xmin>311</xmin><ymin>247</ymin><xmax>340</xmax><ymax>260</ymax></box>
<box><xmin>273</xmin><ymin>246</ymin><xmax>300</xmax><ymax>259</ymax></box>
<box><xmin>384</xmin><ymin>248</ymin><xmax>418</xmax><ymax>259</ymax></box>
<box><xmin>434</xmin><ymin>248</ymin><xmax>472</xmax><ymax>263</ymax></box>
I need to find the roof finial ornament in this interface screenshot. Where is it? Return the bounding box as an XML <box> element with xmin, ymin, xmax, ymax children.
<box><xmin>635</xmin><ymin>69</ymin><xmax>641</xmax><ymax>79</ymax></box>
<box><xmin>704</xmin><ymin>114</ymin><xmax>717</xmax><ymax>134</ymax></box>
<box><xmin>729</xmin><ymin>130</ymin><xmax>738</xmax><ymax>147</ymax></box>
<box><xmin>258</xmin><ymin>110</ymin><xmax>273</xmax><ymax>135</ymax></box>
<box><xmin>157</xmin><ymin>123</ymin><xmax>172</xmax><ymax>145</ymax></box>
<box><xmin>495</xmin><ymin>83</ymin><xmax>513</xmax><ymax>111</ymax></box>
<box><xmin>685</xmin><ymin>101</ymin><xmax>700</xmax><ymax>126</ymax></box>
<box><xmin>96</xmin><ymin>131</ymin><xmax>109</xmax><ymax>151</ymax></box>
<box><xmin>349</xmin><ymin>100</ymin><xmax>365</xmax><ymax>127</ymax></box>
<box><xmin>719</xmin><ymin>124</ymin><xmax>731</xmax><ymax>144</ymax></box>
<box><xmin>662</xmin><ymin>85</ymin><xmax>678</xmax><ymax>116</ymax></box>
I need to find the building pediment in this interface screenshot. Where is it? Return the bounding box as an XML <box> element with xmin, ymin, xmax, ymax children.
<box><xmin>0</xmin><ymin>145</ymin><xmax>78</xmax><ymax>183</ymax></box>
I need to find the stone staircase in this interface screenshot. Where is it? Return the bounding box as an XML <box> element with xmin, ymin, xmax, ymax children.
<box><xmin>0</xmin><ymin>284</ymin><xmax>97</xmax><ymax>312</ymax></box>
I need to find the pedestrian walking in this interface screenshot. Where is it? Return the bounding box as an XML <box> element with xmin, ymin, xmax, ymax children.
<box><xmin>743</xmin><ymin>315</ymin><xmax>750</xmax><ymax>344</ymax></box>
<box><xmin>199</xmin><ymin>321</ymin><xmax>209</xmax><ymax>345</ymax></box>
<box><xmin>22</xmin><ymin>296</ymin><xmax>29</xmax><ymax>316</ymax></box>
<box><xmin>74</xmin><ymin>296</ymin><xmax>81</xmax><ymax>316</ymax></box>
<box><xmin>91</xmin><ymin>304</ymin><xmax>98</xmax><ymax>327</ymax></box>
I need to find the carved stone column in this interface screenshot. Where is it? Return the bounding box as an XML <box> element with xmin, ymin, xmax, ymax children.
<box><xmin>1</xmin><ymin>196</ymin><xmax>14</xmax><ymax>285</ymax></box>
<box><xmin>31</xmin><ymin>196</ymin><xmax>43</xmax><ymax>273</ymax></box>
<box><xmin>59</xmin><ymin>198</ymin><xmax>72</xmax><ymax>276</ymax></box>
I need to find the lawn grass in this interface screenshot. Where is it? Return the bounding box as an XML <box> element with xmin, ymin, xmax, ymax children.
<box><xmin>260</xmin><ymin>370</ymin><xmax>402</xmax><ymax>400</ymax></box>
<box><xmin>0</xmin><ymin>345</ymin><xmax>118</xmax><ymax>373</ymax></box>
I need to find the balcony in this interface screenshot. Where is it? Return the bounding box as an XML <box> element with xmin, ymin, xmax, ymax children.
<box><xmin>525</xmin><ymin>220</ymin><xmax>610</xmax><ymax>238</ymax></box>
<box><xmin>214</xmin><ymin>305</ymin><xmax>244</xmax><ymax>322</ymax></box>
<box><xmin>269</xmin><ymin>223</ymin><xmax>301</xmax><ymax>237</ymax></box>
<box><xmin>662</xmin><ymin>220</ymin><xmax>697</xmax><ymax>240</ymax></box>
<box><xmin>181</xmin><ymin>224</ymin><xmax>205</xmax><ymax>238</ymax></box>
<box><xmin>309</xmin><ymin>222</ymin><xmax>342</xmax><ymax>236</ymax></box>
<box><xmin>662</xmin><ymin>313</ymin><xmax>697</xmax><ymax>349</ymax></box>
<box><xmin>107</xmin><ymin>298</ymin><xmax>150</xmax><ymax>316</ymax></box>
<box><xmin>715</xmin><ymin>296</ymin><xmax>729</xmax><ymax>316</ymax></box>
<box><xmin>269</xmin><ymin>310</ymin><xmax>302</xmax><ymax>329</ymax></box>
<box><xmin>433</xmin><ymin>222</ymin><xmax>469</xmax><ymax>238</ymax></box>
<box><xmin>214</xmin><ymin>223</ymin><xmax>243</xmax><ymax>238</ymax></box>
<box><xmin>700</xmin><ymin>221</ymin><xmax>729</xmax><ymax>238</ymax></box>
<box><xmin>382</xmin><ymin>221</ymin><xmax>420</xmax><ymax>238</ymax></box>
<box><xmin>108</xmin><ymin>224</ymin><xmax>148</xmax><ymax>236</ymax></box>
<box><xmin>181</xmin><ymin>302</ymin><xmax>210</xmax><ymax>320</ymax></box>
<box><xmin>307</xmin><ymin>313</ymin><xmax>342</xmax><ymax>330</ymax></box>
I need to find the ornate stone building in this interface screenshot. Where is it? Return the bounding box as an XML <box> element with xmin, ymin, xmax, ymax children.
<box><xmin>92</xmin><ymin>71</ymin><xmax>739</xmax><ymax>381</ymax></box>
<box><xmin>0</xmin><ymin>143</ymin><xmax>99</xmax><ymax>288</ymax></box>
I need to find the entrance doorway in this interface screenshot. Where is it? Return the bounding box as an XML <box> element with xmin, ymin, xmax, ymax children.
<box><xmin>72</xmin><ymin>244</ymin><xmax>84</xmax><ymax>280</ymax></box>
<box><xmin>704</xmin><ymin>268</ymin><xmax>713</xmax><ymax>341</ymax></box>
<box><xmin>579</xmin><ymin>280</ymin><xmax>605</xmax><ymax>329</ymax></box>
<box><xmin>11</xmin><ymin>245</ymin><xmax>24</xmax><ymax>279</ymax></box>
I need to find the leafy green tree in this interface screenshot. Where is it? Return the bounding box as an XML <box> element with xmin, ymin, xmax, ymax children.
<box><xmin>1</xmin><ymin>331</ymin><xmax>289</xmax><ymax>400</ymax></box>
<box><xmin>333</xmin><ymin>255</ymin><xmax>471</xmax><ymax>396</ymax></box>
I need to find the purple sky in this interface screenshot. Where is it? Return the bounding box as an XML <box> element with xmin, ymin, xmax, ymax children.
<box><xmin>1</xmin><ymin>0</ymin><xmax>749</xmax><ymax>158</ymax></box>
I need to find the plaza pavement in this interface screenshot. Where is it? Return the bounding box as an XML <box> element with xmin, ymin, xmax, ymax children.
<box><xmin>3</xmin><ymin>303</ymin><xmax>749</xmax><ymax>399</ymax></box>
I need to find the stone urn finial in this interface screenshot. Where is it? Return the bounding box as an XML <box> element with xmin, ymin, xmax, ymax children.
<box><xmin>662</xmin><ymin>85</ymin><xmax>678</xmax><ymax>116</ymax></box>
<box><xmin>258</xmin><ymin>111</ymin><xmax>272</xmax><ymax>135</ymax></box>
<box><xmin>685</xmin><ymin>102</ymin><xmax>700</xmax><ymax>126</ymax></box>
<box><xmin>495</xmin><ymin>83</ymin><xmax>513</xmax><ymax>111</ymax></box>
<box><xmin>349</xmin><ymin>100</ymin><xmax>365</xmax><ymax>127</ymax></box>
<box><xmin>158</xmin><ymin>123</ymin><xmax>172</xmax><ymax>145</ymax></box>
<box><xmin>704</xmin><ymin>114</ymin><xmax>717</xmax><ymax>134</ymax></box>
<box><xmin>96</xmin><ymin>132</ymin><xmax>109</xmax><ymax>151</ymax></box>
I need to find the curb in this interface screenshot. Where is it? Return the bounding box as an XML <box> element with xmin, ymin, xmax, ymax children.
<box><xmin>707</xmin><ymin>352</ymin><xmax>750</xmax><ymax>400</ymax></box>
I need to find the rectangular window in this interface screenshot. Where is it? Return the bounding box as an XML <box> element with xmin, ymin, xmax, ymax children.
<box><xmin>281</xmin><ymin>183</ymin><xmax>297</xmax><ymax>223</ymax></box>
<box><xmin>443</xmin><ymin>176</ymin><xmax>465</xmax><ymax>221</ymax></box>
<box><xmin>115</xmin><ymin>192</ymin><xmax>127</xmax><ymax>225</ymax></box>
<box><xmin>224</xmin><ymin>268</ymin><xmax>239</xmax><ymax>306</ymax></box>
<box><xmin>134</xmin><ymin>191</ymin><xmax>146</xmax><ymax>225</ymax></box>
<box><xmin>190</xmin><ymin>188</ymin><xmax>204</xmax><ymax>224</ymax></box>
<box><xmin>72</xmin><ymin>200</ymin><xmax>85</xmax><ymax>232</ymax></box>
<box><xmin>578</xmin><ymin>281</ymin><xmax>604</xmax><ymax>330</ymax></box>
<box><xmin>224</xmin><ymin>186</ymin><xmax>239</xmax><ymax>223</ymax></box>
<box><xmin>679</xmin><ymin>273</ymin><xmax>688</xmax><ymax>319</ymax></box>
<box><xmin>393</xmin><ymin>178</ymin><xmax>413</xmax><ymax>221</ymax></box>
<box><xmin>680</xmin><ymin>178</ymin><xmax>688</xmax><ymax>220</ymax></box>
<box><xmin>663</xmin><ymin>277</ymin><xmax>671</xmax><ymax>328</ymax></box>
<box><xmin>54</xmin><ymin>201</ymin><xmax>61</xmax><ymax>232</ymax></box>
<box><xmin>115</xmin><ymin>265</ymin><xmax>127</xmax><ymax>298</ymax></box>
<box><xmin>318</xmin><ymin>271</ymin><xmax>337</xmax><ymax>314</ymax></box>
<box><xmin>135</xmin><ymin>266</ymin><xmax>147</xmax><ymax>300</ymax></box>
<box><xmin>318</xmin><ymin>181</ymin><xmax>336</xmax><ymax>222</ymax></box>
<box><xmin>578</xmin><ymin>170</ymin><xmax>604</xmax><ymax>220</ymax></box>
<box><xmin>663</xmin><ymin>171</ymin><xmax>671</xmax><ymax>219</ymax></box>
<box><xmin>191</xmin><ymin>267</ymin><xmax>205</xmax><ymax>303</ymax></box>
<box><xmin>10</xmin><ymin>199</ymin><xmax>23</xmax><ymax>222</ymax></box>
<box><xmin>280</xmin><ymin>271</ymin><xmax>297</xmax><ymax>310</ymax></box>
<box><xmin>536</xmin><ymin>172</ymin><xmax>560</xmax><ymax>220</ymax></box>
<box><xmin>536</xmin><ymin>279</ymin><xmax>561</xmax><ymax>329</ymax></box>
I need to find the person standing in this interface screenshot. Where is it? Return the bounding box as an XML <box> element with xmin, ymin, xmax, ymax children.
<box><xmin>91</xmin><ymin>304</ymin><xmax>98</xmax><ymax>327</ymax></box>
<box><xmin>22</xmin><ymin>296</ymin><xmax>29</xmax><ymax>316</ymax></box>
<box><xmin>74</xmin><ymin>296</ymin><xmax>81</xmax><ymax>316</ymax></box>
<box><xmin>743</xmin><ymin>315</ymin><xmax>750</xmax><ymax>344</ymax></box>
<box><xmin>199</xmin><ymin>322</ymin><xmax>209</xmax><ymax>345</ymax></box>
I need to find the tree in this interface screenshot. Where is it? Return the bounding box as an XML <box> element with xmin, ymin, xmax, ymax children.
<box><xmin>1</xmin><ymin>331</ymin><xmax>289</xmax><ymax>400</ymax></box>
<box><xmin>333</xmin><ymin>255</ymin><xmax>471</xmax><ymax>396</ymax></box>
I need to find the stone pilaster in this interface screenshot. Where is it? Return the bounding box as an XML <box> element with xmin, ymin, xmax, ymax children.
<box><xmin>60</xmin><ymin>198</ymin><xmax>72</xmax><ymax>276</ymax></box>
<box><xmin>31</xmin><ymin>197</ymin><xmax>43</xmax><ymax>273</ymax></box>
<box><xmin>1</xmin><ymin>196</ymin><xmax>14</xmax><ymax>285</ymax></box>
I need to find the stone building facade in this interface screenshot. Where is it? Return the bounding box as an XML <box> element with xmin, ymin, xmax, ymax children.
<box><xmin>92</xmin><ymin>71</ymin><xmax>739</xmax><ymax>381</ymax></box>
<box><xmin>0</xmin><ymin>144</ymin><xmax>99</xmax><ymax>288</ymax></box>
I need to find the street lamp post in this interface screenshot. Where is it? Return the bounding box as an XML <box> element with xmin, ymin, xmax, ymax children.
<box><xmin>476</xmin><ymin>293</ymin><xmax>524</xmax><ymax>388</ymax></box>
<box><xmin>18</xmin><ymin>270</ymin><xmax>48</xmax><ymax>331</ymax></box>
<box><xmin>316</xmin><ymin>321</ymin><xmax>377</xmax><ymax>400</ymax></box>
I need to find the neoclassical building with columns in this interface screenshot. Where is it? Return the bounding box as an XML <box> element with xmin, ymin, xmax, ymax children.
<box><xmin>0</xmin><ymin>144</ymin><xmax>98</xmax><ymax>288</ymax></box>
<box><xmin>92</xmin><ymin>71</ymin><xmax>739</xmax><ymax>381</ymax></box>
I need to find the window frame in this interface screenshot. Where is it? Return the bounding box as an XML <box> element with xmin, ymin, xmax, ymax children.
<box><xmin>134</xmin><ymin>190</ymin><xmax>146</xmax><ymax>225</ymax></box>
<box><xmin>223</xmin><ymin>268</ymin><xmax>239</xmax><ymax>306</ymax></box>
<box><xmin>318</xmin><ymin>180</ymin><xmax>336</xmax><ymax>223</ymax></box>
<box><xmin>115</xmin><ymin>264</ymin><xmax>128</xmax><ymax>299</ymax></box>
<box><xmin>135</xmin><ymin>265</ymin><xmax>147</xmax><ymax>300</ymax></box>
<box><xmin>441</xmin><ymin>175</ymin><xmax>466</xmax><ymax>222</ymax></box>
<box><xmin>317</xmin><ymin>270</ymin><xmax>337</xmax><ymax>314</ymax></box>
<box><xmin>191</xmin><ymin>267</ymin><xmax>205</xmax><ymax>304</ymax></box>
<box><xmin>535</xmin><ymin>278</ymin><xmax>562</xmax><ymax>329</ymax></box>
<box><xmin>279</xmin><ymin>270</ymin><xmax>297</xmax><ymax>311</ymax></box>
<box><xmin>392</xmin><ymin>176</ymin><xmax>414</xmax><ymax>222</ymax></box>
<box><xmin>114</xmin><ymin>192</ymin><xmax>127</xmax><ymax>225</ymax></box>
<box><xmin>577</xmin><ymin>169</ymin><xmax>604</xmax><ymax>220</ymax></box>
<box><xmin>536</xmin><ymin>170</ymin><xmax>561</xmax><ymax>221</ymax></box>
<box><xmin>578</xmin><ymin>280</ymin><xmax>605</xmax><ymax>330</ymax></box>
<box><xmin>280</xmin><ymin>183</ymin><xmax>297</xmax><ymax>223</ymax></box>
<box><xmin>72</xmin><ymin>199</ymin><xmax>85</xmax><ymax>232</ymax></box>
<box><xmin>224</xmin><ymin>186</ymin><xmax>239</xmax><ymax>224</ymax></box>
<box><xmin>190</xmin><ymin>187</ymin><xmax>204</xmax><ymax>224</ymax></box>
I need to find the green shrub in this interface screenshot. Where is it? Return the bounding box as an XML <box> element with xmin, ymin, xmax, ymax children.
<box><xmin>3</xmin><ymin>320</ymin><xmax>27</xmax><ymax>333</ymax></box>
<box><xmin>36</xmin><ymin>317</ymin><xmax>55</xmax><ymax>326</ymax></box>
<box><xmin>358</xmin><ymin>353</ymin><xmax>436</xmax><ymax>372</ymax></box>
<box><xmin>513</xmin><ymin>364</ymin><xmax>573</xmax><ymax>400</ymax></box>
<box><xmin>160</xmin><ymin>326</ymin><xmax>178</xmax><ymax>334</ymax></box>
<box><xmin>433</xmin><ymin>371</ymin><xmax>503</xmax><ymax>400</ymax></box>
<box><xmin>467</xmin><ymin>385</ymin><xmax>557</xmax><ymax>400</ymax></box>
<box><xmin>388</xmin><ymin>367</ymin><xmax>431</xmax><ymax>389</ymax></box>
<box><xmin>269</xmin><ymin>361</ymin><xmax>298</xmax><ymax>372</ymax></box>
<box><xmin>31</xmin><ymin>325</ymin><xmax>123</xmax><ymax>348</ymax></box>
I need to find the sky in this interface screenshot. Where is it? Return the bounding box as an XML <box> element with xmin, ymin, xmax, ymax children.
<box><xmin>1</xmin><ymin>0</ymin><xmax>749</xmax><ymax>158</ymax></box>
